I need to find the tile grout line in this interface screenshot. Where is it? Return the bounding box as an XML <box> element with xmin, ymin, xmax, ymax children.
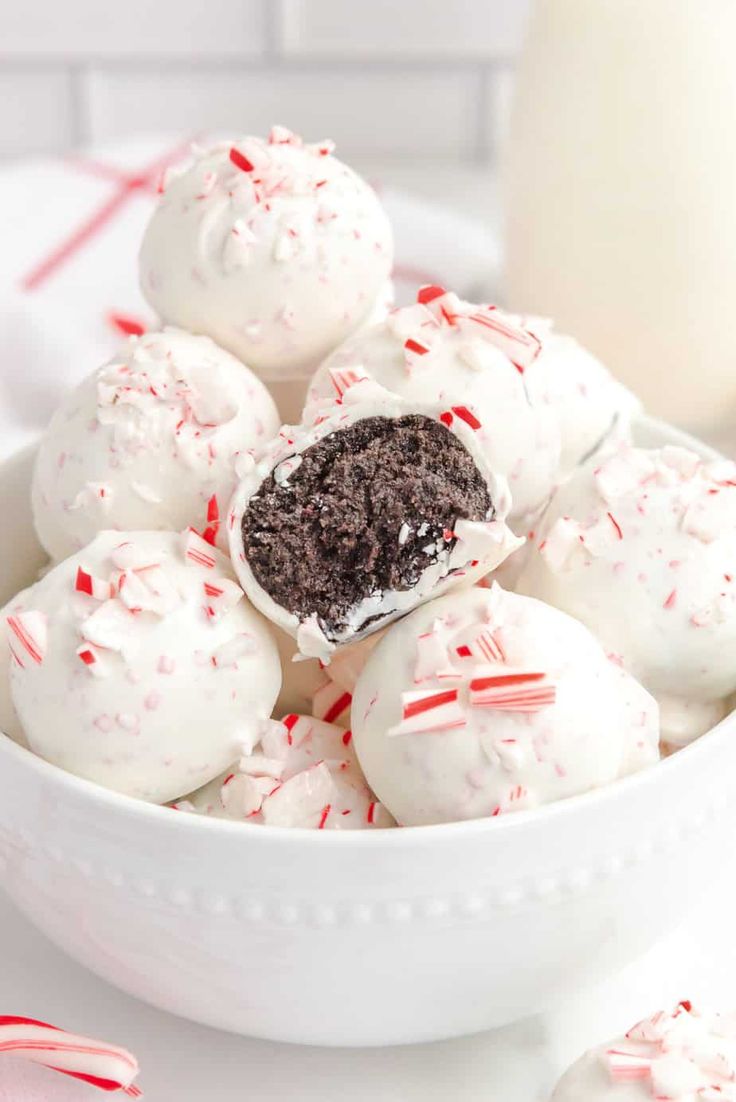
<box><xmin>67</xmin><ymin>64</ymin><xmax>89</xmax><ymax>149</ymax></box>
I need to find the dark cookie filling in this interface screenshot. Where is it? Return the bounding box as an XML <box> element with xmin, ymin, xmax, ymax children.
<box><xmin>241</xmin><ymin>414</ymin><xmax>494</xmax><ymax>639</ymax></box>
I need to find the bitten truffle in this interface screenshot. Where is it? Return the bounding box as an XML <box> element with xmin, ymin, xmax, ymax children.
<box><xmin>229</xmin><ymin>381</ymin><xmax>520</xmax><ymax>660</ymax></box>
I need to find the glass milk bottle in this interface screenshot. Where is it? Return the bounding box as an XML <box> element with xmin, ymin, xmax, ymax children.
<box><xmin>504</xmin><ymin>0</ymin><xmax>736</xmax><ymax>438</ymax></box>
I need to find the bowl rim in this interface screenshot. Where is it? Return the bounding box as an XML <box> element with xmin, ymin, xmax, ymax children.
<box><xmin>2</xmin><ymin>703</ymin><xmax>734</xmax><ymax>849</ymax></box>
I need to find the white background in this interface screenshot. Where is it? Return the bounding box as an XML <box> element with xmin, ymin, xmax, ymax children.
<box><xmin>0</xmin><ymin>0</ymin><xmax>528</xmax><ymax>167</ymax></box>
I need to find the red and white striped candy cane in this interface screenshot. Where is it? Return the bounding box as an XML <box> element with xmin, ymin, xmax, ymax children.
<box><xmin>0</xmin><ymin>1016</ymin><xmax>141</xmax><ymax>1096</ymax></box>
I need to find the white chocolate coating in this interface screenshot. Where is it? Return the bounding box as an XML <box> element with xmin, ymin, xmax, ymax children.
<box><xmin>517</xmin><ymin>444</ymin><xmax>736</xmax><ymax>745</ymax></box>
<box><xmin>8</xmin><ymin>530</ymin><xmax>281</xmax><ymax>803</ymax></box>
<box><xmin>180</xmin><ymin>714</ymin><xmax>395</xmax><ymax>830</ymax></box>
<box><xmin>31</xmin><ymin>328</ymin><xmax>279</xmax><ymax>562</ymax></box>
<box><xmin>352</xmin><ymin>584</ymin><xmax>658</xmax><ymax>826</ymax></box>
<box><xmin>551</xmin><ymin>1002</ymin><xmax>736</xmax><ymax>1101</ymax></box>
<box><xmin>523</xmin><ymin>325</ymin><xmax>640</xmax><ymax>479</ymax></box>
<box><xmin>228</xmin><ymin>380</ymin><xmax>522</xmax><ymax>660</ymax></box>
<box><xmin>307</xmin><ymin>290</ymin><xmax>561</xmax><ymax>526</ymax></box>
<box><xmin>139</xmin><ymin>128</ymin><xmax>393</xmax><ymax>381</ymax></box>
<box><xmin>0</xmin><ymin>589</ymin><xmax>31</xmax><ymax>746</ymax></box>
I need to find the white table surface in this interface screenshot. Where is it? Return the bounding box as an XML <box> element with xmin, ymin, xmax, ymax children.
<box><xmin>1</xmin><ymin>876</ymin><xmax>734</xmax><ymax>1101</ymax></box>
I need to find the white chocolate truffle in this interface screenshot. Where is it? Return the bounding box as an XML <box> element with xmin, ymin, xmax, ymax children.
<box><xmin>351</xmin><ymin>584</ymin><xmax>658</xmax><ymax>827</ymax></box>
<box><xmin>0</xmin><ymin>589</ymin><xmax>31</xmax><ymax>746</ymax></box>
<box><xmin>517</xmin><ymin>444</ymin><xmax>736</xmax><ymax>746</ymax></box>
<box><xmin>551</xmin><ymin>1002</ymin><xmax>736</xmax><ymax>1101</ymax></box>
<box><xmin>139</xmin><ymin>127</ymin><xmax>393</xmax><ymax>381</ymax></box>
<box><xmin>307</xmin><ymin>287</ymin><xmax>560</xmax><ymax>527</ymax></box>
<box><xmin>7</xmin><ymin>530</ymin><xmax>280</xmax><ymax>803</ymax></box>
<box><xmin>229</xmin><ymin>380</ymin><xmax>521</xmax><ymax>661</ymax></box>
<box><xmin>31</xmin><ymin>328</ymin><xmax>279</xmax><ymax>562</ymax></box>
<box><xmin>524</xmin><ymin>325</ymin><xmax>640</xmax><ymax>478</ymax></box>
<box><xmin>180</xmin><ymin>714</ymin><xmax>394</xmax><ymax>830</ymax></box>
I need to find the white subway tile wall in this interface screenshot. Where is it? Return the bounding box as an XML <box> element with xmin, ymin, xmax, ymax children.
<box><xmin>0</xmin><ymin>0</ymin><xmax>529</xmax><ymax>162</ymax></box>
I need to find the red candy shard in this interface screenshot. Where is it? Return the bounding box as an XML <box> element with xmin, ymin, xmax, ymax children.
<box><xmin>417</xmin><ymin>285</ymin><xmax>447</xmax><ymax>305</ymax></box>
<box><xmin>389</xmin><ymin>687</ymin><xmax>467</xmax><ymax>736</ymax></box>
<box><xmin>451</xmin><ymin>405</ymin><xmax>482</xmax><ymax>431</ymax></box>
<box><xmin>404</xmin><ymin>337</ymin><xmax>430</xmax><ymax>356</ymax></box>
<box><xmin>469</xmin><ymin>670</ymin><xmax>556</xmax><ymax>713</ymax></box>
<box><xmin>108</xmin><ymin>312</ymin><xmax>146</xmax><ymax>337</ymax></box>
<box><xmin>229</xmin><ymin>147</ymin><xmax>254</xmax><ymax>173</ymax></box>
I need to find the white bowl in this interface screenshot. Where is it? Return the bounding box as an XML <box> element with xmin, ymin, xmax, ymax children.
<box><xmin>0</xmin><ymin>422</ymin><xmax>734</xmax><ymax>1047</ymax></box>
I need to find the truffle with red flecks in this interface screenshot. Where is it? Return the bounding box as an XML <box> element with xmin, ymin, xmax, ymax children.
<box><xmin>551</xmin><ymin>1001</ymin><xmax>736</xmax><ymax>1101</ymax></box>
<box><xmin>517</xmin><ymin>444</ymin><xmax>736</xmax><ymax>747</ymax></box>
<box><xmin>31</xmin><ymin>327</ymin><xmax>279</xmax><ymax>562</ymax></box>
<box><xmin>139</xmin><ymin>127</ymin><xmax>393</xmax><ymax>382</ymax></box>
<box><xmin>6</xmin><ymin>530</ymin><xmax>281</xmax><ymax>802</ymax></box>
<box><xmin>351</xmin><ymin>583</ymin><xmax>658</xmax><ymax>826</ymax></box>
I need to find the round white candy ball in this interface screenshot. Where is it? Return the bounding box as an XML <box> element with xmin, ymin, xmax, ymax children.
<box><xmin>518</xmin><ymin>445</ymin><xmax>736</xmax><ymax>745</ymax></box>
<box><xmin>352</xmin><ymin>584</ymin><xmax>658</xmax><ymax>826</ymax></box>
<box><xmin>31</xmin><ymin>328</ymin><xmax>279</xmax><ymax>562</ymax></box>
<box><xmin>7</xmin><ymin>530</ymin><xmax>281</xmax><ymax>802</ymax></box>
<box><xmin>139</xmin><ymin>128</ymin><xmax>393</xmax><ymax>381</ymax></box>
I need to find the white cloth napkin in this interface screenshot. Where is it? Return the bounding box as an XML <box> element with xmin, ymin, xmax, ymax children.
<box><xmin>0</xmin><ymin>135</ymin><xmax>499</xmax><ymax>461</ymax></box>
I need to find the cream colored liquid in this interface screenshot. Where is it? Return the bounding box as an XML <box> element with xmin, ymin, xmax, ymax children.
<box><xmin>504</xmin><ymin>0</ymin><xmax>736</xmax><ymax>434</ymax></box>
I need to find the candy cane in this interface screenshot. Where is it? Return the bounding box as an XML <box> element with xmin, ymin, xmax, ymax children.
<box><xmin>75</xmin><ymin>567</ymin><xmax>115</xmax><ymax>602</ymax></box>
<box><xmin>6</xmin><ymin>611</ymin><xmax>47</xmax><ymax>668</ymax></box>
<box><xmin>465</xmin><ymin>308</ymin><xmax>542</xmax><ymax>372</ymax></box>
<box><xmin>183</xmin><ymin>528</ymin><xmax>217</xmax><ymax>569</ymax></box>
<box><xmin>403</xmin><ymin>337</ymin><xmax>431</xmax><ymax>371</ymax></box>
<box><xmin>328</xmin><ymin>365</ymin><xmax>370</xmax><ymax>399</ymax></box>
<box><xmin>389</xmin><ymin>688</ymin><xmax>467</xmax><ymax>736</ymax></box>
<box><xmin>312</xmin><ymin>679</ymin><xmax>352</xmax><ymax>725</ymax></box>
<box><xmin>439</xmin><ymin>405</ymin><xmax>482</xmax><ymax>431</ymax></box>
<box><xmin>201</xmin><ymin>494</ymin><xmax>220</xmax><ymax>547</ymax></box>
<box><xmin>0</xmin><ymin>1016</ymin><xmax>141</xmax><ymax>1096</ymax></box>
<box><xmin>603</xmin><ymin>1047</ymin><xmax>653</xmax><ymax>1081</ymax></box>
<box><xmin>469</xmin><ymin>671</ymin><xmax>556</xmax><ymax>712</ymax></box>
<box><xmin>76</xmin><ymin>643</ymin><xmax>109</xmax><ymax>678</ymax></box>
<box><xmin>202</xmin><ymin>577</ymin><xmax>243</xmax><ymax>622</ymax></box>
